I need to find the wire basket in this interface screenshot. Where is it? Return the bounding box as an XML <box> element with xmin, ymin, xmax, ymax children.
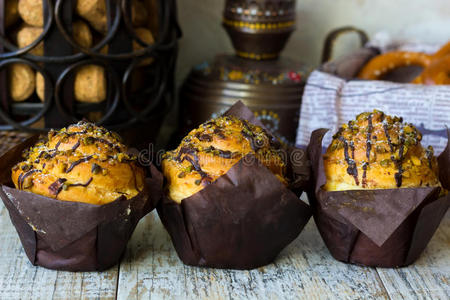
<box><xmin>0</xmin><ymin>0</ymin><xmax>180</xmax><ymax>138</ymax></box>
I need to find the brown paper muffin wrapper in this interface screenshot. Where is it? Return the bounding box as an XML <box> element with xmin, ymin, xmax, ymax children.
<box><xmin>0</xmin><ymin>136</ymin><xmax>163</xmax><ymax>272</ymax></box>
<box><xmin>157</xmin><ymin>101</ymin><xmax>312</xmax><ymax>269</ymax></box>
<box><xmin>307</xmin><ymin>129</ymin><xmax>450</xmax><ymax>267</ymax></box>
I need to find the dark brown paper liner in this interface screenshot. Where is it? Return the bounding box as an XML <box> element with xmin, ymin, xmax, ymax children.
<box><xmin>157</xmin><ymin>101</ymin><xmax>312</xmax><ymax>269</ymax></box>
<box><xmin>307</xmin><ymin>129</ymin><xmax>450</xmax><ymax>267</ymax></box>
<box><xmin>0</xmin><ymin>136</ymin><xmax>163</xmax><ymax>272</ymax></box>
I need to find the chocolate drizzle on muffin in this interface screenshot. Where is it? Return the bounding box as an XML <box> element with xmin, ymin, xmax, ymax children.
<box><xmin>362</xmin><ymin>113</ymin><xmax>373</xmax><ymax>187</ymax></box>
<box><xmin>66</xmin><ymin>155</ymin><xmax>94</xmax><ymax>173</ymax></box>
<box><xmin>18</xmin><ymin>169</ymin><xmax>41</xmax><ymax>190</ymax></box>
<box><xmin>393</xmin><ymin>128</ymin><xmax>406</xmax><ymax>187</ymax></box>
<box><xmin>66</xmin><ymin>177</ymin><xmax>93</xmax><ymax>188</ymax></box>
<box><xmin>48</xmin><ymin>178</ymin><xmax>67</xmax><ymax>196</ymax></box>
<box><xmin>324</xmin><ymin>110</ymin><xmax>440</xmax><ymax>191</ymax></box>
<box><xmin>337</xmin><ymin>136</ymin><xmax>359</xmax><ymax>185</ymax></box>
<box><xmin>71</xmin><ymin>140</ymin><xmax>81</xmax><ymax>151</ymax></box>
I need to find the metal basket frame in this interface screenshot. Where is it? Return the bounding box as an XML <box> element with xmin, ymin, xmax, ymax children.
<box><xmin>0</xmin><ymin>0</ymin><xmax>180</xmax><ymax>132</ymax></box>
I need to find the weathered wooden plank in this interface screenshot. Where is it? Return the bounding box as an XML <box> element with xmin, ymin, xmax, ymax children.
<box><xmin>2</xmin><ymin>197</ymin><xmax>448</xmax><ymax>299</ymax></box>
<box><xmin>0</xmin><ymin>202</ymin><xmax>119</xmax><ymax>300</ymax></box>
<box><xmin>117</xmin><ymin>211</ymin><xmax>390</xmax><ymax>300</ymax></box>
<box><xmin>377</xmin><ymin>212</ymin><xmax>450</xmax><ymax>300</ymax></box>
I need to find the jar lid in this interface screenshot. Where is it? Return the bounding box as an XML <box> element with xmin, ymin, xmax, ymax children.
<box><xmin>224</xmin><ymin>0</ymin><xmax>296</xmax><ymax>23</ymax></box>
<box><xmin>191</xmin><ymin>54</ymin><xmax>311</xmax><ymax>86</ymax></box>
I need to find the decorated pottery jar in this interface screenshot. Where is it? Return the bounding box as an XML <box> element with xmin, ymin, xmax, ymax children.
<box><xmin>180</xmin><ymin>54</ymin><xmax>311</xmax><ymax>145</ymax></box>
<box><xmin>179</xmin><ymin>0</ymin><xmax>307</xmax><ymax>146</ymax></box>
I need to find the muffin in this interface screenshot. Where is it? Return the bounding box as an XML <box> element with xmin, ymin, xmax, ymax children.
<box><xmin>0</xmin><ymin>121</ymin><xmax>160</xmax><ymax>271</ymax></box>
<box><xmin>158</xmin><ymin>101</ymin><xmax>311</xmax><ymax>270</ymax></box>
<box><xmin>323</xmin><ymin>110</ymin><xmax>440</xmax><ymax>191</ymax></box>
<box><xmin>162</xmin><ymin>115</ymin><xmax>287</xmax><ymax>203</ymax></box>
<box><xmin>308</xmin><ymin>110</ymin><xmax>449</xmax><ymax>267</ymax></box>
<box><xmin>12</xmin><ymin>121</ymin><xmax>144</xmax><ymax>205</ymax></box>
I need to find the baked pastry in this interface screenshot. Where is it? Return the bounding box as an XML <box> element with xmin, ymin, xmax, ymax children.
<box><xmin>100</xmin><ymin>27</ymin><xmax>154</xmax><ymax>57</ymax></box>
<box><xmin>72</xmin><ymin>20</ymin><xmax>94</xmax><ymax>48</ymax></box>
<box><xmin>323</xmin><ymin>110</ymin><xmax>440</xmax><ymax>191</ymax></box>
<box><xmin>308</xmin><ymin>112</ymin><xmax>449</xmax><ymax>268</ymax></box>
<box><xmin>1</xmin><ymin>122</ymin><xmax>158</xmax><ymax>272</ymax></box>
<box><xmin>162</xmin><ymin>116</ymin><xmax>287</xmax><ymax>203</ymax></box>
<box><xmin>133</xmin><ymin>27</ymin><xmax>154</xmax><ymax>50</ymax></box>
<box><xmin>414</xmin><ymin>55</ymin><xmax>450</xmax><ymax>85</ymax></box>
<box><xmin>38</xmin><ymin>64</ymin><xmax>107</xmax><ymax>103</ymax></box>
<box><xmin>18</xmin><ymin>0</ymin><xmax>43</xmax><ymax>27</ymax></box>
<box><xmin>357</xmin><ymin>52</ymin><xmax>432</xmax><ymax>80</ymax></box>
<box><xmin>12</xmin><ymin>121</ymin><xmax>144</xmax><ymax>205</ymax></box>
<box><xmin>158</xmin><ymin>102</ymin><xmax>312</xmax><ymax>270</ymax></box>
<box><xmin>8</xmin><ymin>63</ymin><xmax>35</xmax><ymax>102</ymax></box>
<box><xmin>358</xmin><ymin>41</ymin><xmax>450</xmax><ymax>85</ymax></box>
<box><xmin>35</xmin><ymin>72</ymin><xmax>45</xmax><ymax>101</ymax></box>
<box><xmin>36</xmin><ymin>20</ymin><xmax>94</xmax><ymax>101</ymax></box>
<box><xmin>76</xmin><ymin>0</ymin><xmax>107</xmax><ymax>33</ymax></box>
<box><xmin>17</xmin><ymin>25</ymin><xmax>43</xmax><ymax>56</ymax></box>
<box><xmin>76</xmin><ymin>0</ymin><xmax>149</xmax><ymax>33</ymax></box>
<box><xmin>133</xmin><ymin>27</ymin><xmax>154</xmax><ymax>65</ymax></box>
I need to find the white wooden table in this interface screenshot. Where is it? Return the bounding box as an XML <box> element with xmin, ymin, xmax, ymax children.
<box><xmin>0</xmin><ymin>200</ymin><xmax>448</xmax><ymax>300</ymax></box>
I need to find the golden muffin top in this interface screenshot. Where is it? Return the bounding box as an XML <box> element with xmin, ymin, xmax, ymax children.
<box><xmin>12</xmin><ymin>121</ymin><xmax>145</xmax><ymax>205</ymax></box>
<box><xmin>323</xmin><ymin>110</ymin><xmax>440</xmax><ymax>191</ymax></box>
<box><xmin>162</xmin><ymin>116</ymin><xmax>288</xmax><ymax>203</ymax></box>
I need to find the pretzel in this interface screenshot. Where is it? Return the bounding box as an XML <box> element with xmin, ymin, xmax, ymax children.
<box><xmin>415</xmin><ymin>55</ymin><xmax>450</xmax><ymax>85</ymax></box>
<box><xmin>358</xmin><ymin>41</ymin><xmax>450</xmax><ymax>85</ymax></box>
<box><xmin>412</xmin><ymin>42</ymin><xmax>450</xmax><ymax>84</ymax></box>
<box><xmin>432</xmin><ymin>41</ymin><xmax>450</xmax><ymax>59</ymax></box>
<box><xmin>357</xmin><ymin>52</ymin><xmax>432</xmax><ymax>80</ymax></box>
